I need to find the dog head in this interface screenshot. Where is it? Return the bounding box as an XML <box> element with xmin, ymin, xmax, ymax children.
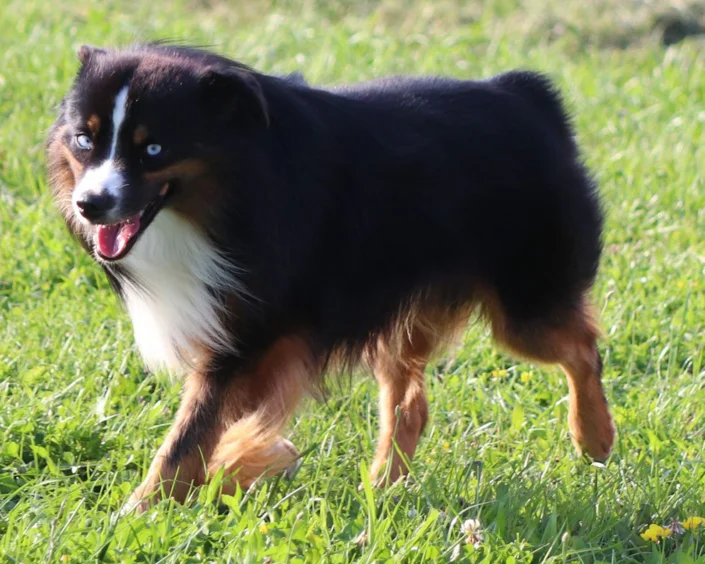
<box><xmin>48</xmin><ymin>44</ymin><xmax>270</xmax><ymax>262</ymax></box>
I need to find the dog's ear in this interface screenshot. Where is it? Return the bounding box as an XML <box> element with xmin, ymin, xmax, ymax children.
<box><xmin>77</xmin><ymin>45</ymin><xmax>106</xmax><ymax>66</ymax></box>
<box><xmin>199</xmin><ymin>67</ymin><xmax>270</xmax><ymax>128</ymax></box>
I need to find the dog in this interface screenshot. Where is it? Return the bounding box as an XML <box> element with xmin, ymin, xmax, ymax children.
<box><xmin>48</xmin><ymin>43</ymin><xmax>615</xmax><ymax>511</ymax></box>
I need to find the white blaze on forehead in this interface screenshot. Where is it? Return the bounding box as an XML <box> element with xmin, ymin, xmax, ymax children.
<box><xmin>73</xmin><ymin>85</ymin><xmax>130</xmax><ymax>214</ymax></box>
<box><xmin>108</xmin><ymin>86</ymin><xmax>129</xmax><ymax>160</ymax></box>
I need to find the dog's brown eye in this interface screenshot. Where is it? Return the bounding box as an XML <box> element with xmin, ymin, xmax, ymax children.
<box><xmin>145</xmin><ymin>143</ymin><xmax>162</xmax><ymax>156</ymax></box>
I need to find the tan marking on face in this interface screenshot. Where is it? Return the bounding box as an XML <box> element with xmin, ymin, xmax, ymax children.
<box><xmin>47</xmin><ymin>125</ymin><xmax>89</xmax><ymax>238</ymax></box>
<box><xmin>133</xmin><ymin>125</ymin><xmax>148</xmax><ymax>145</ymax></box>
<box><xmin>47</xmin><ymin>137</ymin><xmax>74</xmax><ymax>205</ymax></box>
<box><xmin>87</xmin><ymin>114</ymin><xmax>101</xmax><ymax>136</ymax></box>
<box><xmin>60</xmin><ymin>144</ymin><xmax>84</xmax><ymax>180</ymax></box>
<box><xmin>142</xmin><ymin>158</ymin><xmax>209</xmax><ymax>184</ymax></box>
<box><xmin>143</xmin><ymin>158</ymin><xmax>222</xmax><ymax>230</ymax></box>
<box><xmin>47</xmin><ymin>124</ymin><xmax>84</xmax><ymax>182</ymax></box>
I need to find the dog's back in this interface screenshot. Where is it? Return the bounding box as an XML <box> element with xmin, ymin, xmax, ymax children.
<box><xmin>280</xmin><ymin>71</ymin><xmax>602</xmax><ymax>355</ymax></box>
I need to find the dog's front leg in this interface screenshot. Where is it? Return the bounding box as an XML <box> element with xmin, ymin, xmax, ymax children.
<box><xmin>126</xmin><ymin>371</ymin><xmax>225</xmax><ymax>512</ymax></box>
<box><xmin>207</xmin><ymin>336</ymin><xmax>315</xmax><ymax>491</ymax></box>
<box><xmin>127</xmin><ymin>336</ymin><xmax>315</xmax><ymax>512</ymax></box>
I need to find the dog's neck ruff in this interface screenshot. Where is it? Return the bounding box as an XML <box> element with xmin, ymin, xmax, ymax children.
<box><xmin>116</xmin><ymin>209</ymin><xmax>237</xmax><ymax>373</ymax></box>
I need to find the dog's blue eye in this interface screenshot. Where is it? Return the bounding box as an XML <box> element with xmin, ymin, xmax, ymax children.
<box><xmin>75</xmin><ymin>134</ymin><xmax>93</xmax><ymax>150</ymax></box>
<box><xmin>146</xmin><ymin>144</ymin><xmax>162</xmax><ymax>156</ymax></box>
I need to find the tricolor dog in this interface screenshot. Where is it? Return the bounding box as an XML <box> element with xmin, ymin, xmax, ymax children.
<box><xmin>48</xmin><ymin>44</ymin><xmax>615</xmax><ymax>511</ymax></box>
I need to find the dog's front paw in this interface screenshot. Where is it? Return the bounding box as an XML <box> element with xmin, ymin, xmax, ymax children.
<box><xmin>279</xmin><ymin>438</ymin><xmax>302</xmax><ymax>480</ymax></box>
<box><xmin>239</xmin><ymin>436</ymin><xmax>302</xmax><ymax>486</ymax></box>
<box><xmin>210</xmin><ymin>434</ymin><xmax>302</xmax><ymax>491</ymax></box>
<box><xmin>121</xmin><ymin>483</ymin><xmax>159</xmax><ymax>515</ymax></box>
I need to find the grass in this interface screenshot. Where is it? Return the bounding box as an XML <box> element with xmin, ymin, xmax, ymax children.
<box><xmin>2</xmin><ymin>0</ymin><xmax>705</xmax><ymax>561</ymax></box>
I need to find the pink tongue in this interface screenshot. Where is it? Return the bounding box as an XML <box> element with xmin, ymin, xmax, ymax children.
<box><xmin>96</xmin><ymin>214</ymin><xmax>141</xmax><ymax>258</ymax></box>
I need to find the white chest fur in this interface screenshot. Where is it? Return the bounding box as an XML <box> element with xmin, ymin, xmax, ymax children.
<box><xmin>119</xmin><ymin>210</ymin><xmax>237</xmax><ymax>373</ymax></box>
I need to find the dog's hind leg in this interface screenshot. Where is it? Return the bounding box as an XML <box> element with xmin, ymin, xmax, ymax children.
<box><xmin>368</xmin><ymin>330</ymin><xmax>430</xmax><ymax>485</ymax></box>
<box><xmin>485</xmin><ymin>294</ymin><xmax>615</xmax><ymax>460</ymax></box>
<box><xmin>367</xmin><ymin>309</ymin><xmax>460</xmax><ymax>485</ymax></box>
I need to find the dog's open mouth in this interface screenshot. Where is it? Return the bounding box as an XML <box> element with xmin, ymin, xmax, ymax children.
<box><xmin>94</xmin><ymin>184</ymin><xmax>170</xmax><ymax>261</ymax></box>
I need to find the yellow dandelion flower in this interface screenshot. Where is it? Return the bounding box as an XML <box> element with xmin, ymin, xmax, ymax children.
<box><xmin>640</xmin><ymin>524</ymin><xmax>671</xmax><ymax>542</ymax></box>
<box><xmin>683</xmin><ymin>517</ymin><xmax>705</xmax><ymax>531</ymax></box>
<box><xmin>520</xmin><ymin>372</ymin><xmax>531</xmax><ymax>383</ymax></box>
<box><xmin>425</xmin><ymin>457</ymin><xmax>432</xmax><ymax>463</ymax></box>
<box><xmin>259</xmin><ymin>523</ymin><xmax>269</xmax><ymax>534</ymax></box>
<box><xmin>443</xmin><ymin>441</ymin><xmax>451</xmax><ymax>451</ymax></box>
<box><xmin>491</xmin><ymin>369</ymin><xmax>508</xmax><ymax>378</ymax></box>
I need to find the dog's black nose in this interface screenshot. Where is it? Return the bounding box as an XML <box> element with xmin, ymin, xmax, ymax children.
<box><xmin>75</xmin><ymin>192</ymin><xmax>116</xmax><ymax>222</ymax></box>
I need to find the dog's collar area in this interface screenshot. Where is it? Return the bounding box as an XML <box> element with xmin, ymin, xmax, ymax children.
<box><xmin>94</xmin><ymin>183</ymin><xmax>171</xmax><ymax>261</ymax></box>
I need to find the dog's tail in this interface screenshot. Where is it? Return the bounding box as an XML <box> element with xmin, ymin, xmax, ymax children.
<box><xmin>491</xmin><ymin>70</ymin><xmax>575</xmax><ymax>143</ymax></box>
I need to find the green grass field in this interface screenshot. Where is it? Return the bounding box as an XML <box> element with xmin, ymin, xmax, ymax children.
<box><xmin>2</xmin><ymin>0</ymin><xmax>705</xmax><ymax>561</ymax></box>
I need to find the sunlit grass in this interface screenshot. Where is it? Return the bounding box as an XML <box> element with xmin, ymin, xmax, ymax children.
<box><xmin>2</xmin><ymin>0</ymin><xmax>705</xmax><ymax>561</ymax></box>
